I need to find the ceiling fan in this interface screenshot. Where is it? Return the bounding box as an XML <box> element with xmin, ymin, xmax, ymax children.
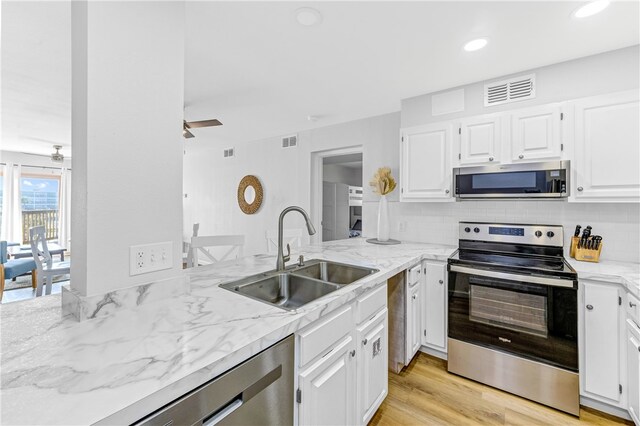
<box><xmin>51</xmin><ymin>145</ymin><xmax>64</xmax><ymax>163</ymax></box>
<box><xmin>183</xmin><ymin>119</ymin><xmax>223</xmax><ymax>139</ymax></box>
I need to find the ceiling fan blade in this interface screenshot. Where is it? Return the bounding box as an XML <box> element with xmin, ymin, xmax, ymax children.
<box><xmin>183</xmin><ymin>128</ymin><xmax>195</xmax><ymax>139</ymax></box>
<box><xmin>184</xmin><ymin>119</ymin><xmax>223</xmax><ymax>128</ymax></box>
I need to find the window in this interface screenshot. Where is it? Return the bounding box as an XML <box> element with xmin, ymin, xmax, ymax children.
<box><xmin>20</xmin><ymin>176</ymin><xmax>59</xmax><ymax>211</ymax></box>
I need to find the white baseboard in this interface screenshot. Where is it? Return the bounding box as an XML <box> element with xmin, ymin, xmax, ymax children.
<box><xmin>419</xmin><ymin>345</ymin><xmax>447</xmax><ymax>361</ymax></box>
<box><xmin>580</xmin><ymin>396</ymin><xmax>631</xmax><ymax>421</ymax></box>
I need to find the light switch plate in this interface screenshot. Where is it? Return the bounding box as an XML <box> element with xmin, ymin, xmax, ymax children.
<box><xmin>130</xmin><ymin>242</ymin><xmax>173</xmax><ymax>276</ymax></box>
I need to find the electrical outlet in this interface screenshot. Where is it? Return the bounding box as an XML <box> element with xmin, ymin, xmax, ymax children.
<box><xmin>130</xmin><ymin>242</ymin><xmax>173</xmax><ymax>276</ymax></box>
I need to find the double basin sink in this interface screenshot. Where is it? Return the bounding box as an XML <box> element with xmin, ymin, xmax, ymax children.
<box><xmin>220</xmin><ymin>259</ymin><xmax>379</xmax><ymax>311</ymax></box>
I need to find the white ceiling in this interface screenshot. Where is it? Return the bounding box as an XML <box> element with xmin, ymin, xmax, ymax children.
<box><xmin>2</xmin><ymin>1</ymin><xmax>639</xmax><ymax>156</ymax></box>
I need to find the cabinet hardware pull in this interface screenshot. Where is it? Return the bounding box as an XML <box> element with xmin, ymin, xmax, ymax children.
<box><xmin>412</xmin><ymin>294</ymin><xmax>417</xmax><ymax>300</ymax></box>
<box><xmin>631</xmin><ymin>301</ymin><xmax>637</xmax><ymax>308</ymax></box>
<box><xmin>586</xmin><ymin>304</ymin><xmax>594</xmax><ymax>310</ymax></box>
<box><xmin>350</xmin><ymin>350</ymin><xmax>356</xmax><ymax>357</ymax></box>
<box><xmin>439</xmin><ymin>280</ymin><xmax>444</xmax><ymax>284</ymax></box>
<box><xmin>363</xmin><ymin>338</ymin><xmax>368</xmax><ymax>346</ymax></box>
<box><xmin>445</xmin><ymin>189</ymin><xmax>450</xmax><ymax>194</ymax></box>
<box><xmin>577</xmin><ymin>186</ymin><xmax>584</xmax><ymax>192</ymax></box>
<box><xmin>519</xmin><ymin>154</ymin><xmax>524</xmax><ymax>159</ymax></box>
<box><xmin>489</xmin><ymin>157</ymin><xmax>494</xmax><ymax>162</ymax></box>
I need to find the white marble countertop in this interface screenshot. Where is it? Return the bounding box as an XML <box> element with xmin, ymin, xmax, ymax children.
<box><xmin>568</xmin><ymin>258</ymin><xmax>640</xmax><ymax>297</ymax></box>
<box><xmin>0</xmin><ymin>238</ymin><xmax>454</xmax><ymax>426</ymax></box>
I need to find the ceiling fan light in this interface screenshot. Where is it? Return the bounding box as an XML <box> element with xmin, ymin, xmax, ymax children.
<box><xmin>51</xmin><ymin>145</ymin><xmax>64</xmax><ymax>163</ymax></box>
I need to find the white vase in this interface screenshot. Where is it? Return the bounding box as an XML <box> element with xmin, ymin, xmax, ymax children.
<box><xmin>377</xmin><ymin>195</ymin><xmax>390</xmax><ymax>241</ymax></box>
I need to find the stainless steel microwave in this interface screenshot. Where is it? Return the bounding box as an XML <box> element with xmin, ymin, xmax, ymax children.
<box><xmin>453</xmin><ymin>161</ymin><xmax>569</xmax><ymax>199</ymax></box>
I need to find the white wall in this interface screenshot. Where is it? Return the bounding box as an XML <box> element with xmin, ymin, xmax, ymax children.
<box><xmin>183</xmin><ymin>112</ymin><xmax>400</xmax><ymax>256</ymax></box>
<box><xmin>71</xmin><ymin>2</ymin><xmax>185</xmax><ymax>297</ymax></box>
<box><xmin>323</xmin><ymin>164</ymin><xmax>362</xmax><ymax>187</ymax></box>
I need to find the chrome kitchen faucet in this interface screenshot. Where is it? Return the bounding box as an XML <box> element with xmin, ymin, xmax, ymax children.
<box><xmin>276</xmin><ymin>206</ymin><xmax>316</xmax><ymax>271</ymax></box>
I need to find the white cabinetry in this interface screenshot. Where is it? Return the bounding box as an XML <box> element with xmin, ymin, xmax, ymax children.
<box><xmin>627</xmin><ymin>318</ymin><xmax>640</xmax><ymax>425</ymax></box>
<box><xmin>509</xmin><ymin>104</ymin><xmax>563</xmax><ymax>162</ymax></box>
<box><xmin>356</xmin><ymin>309</ymin><xmax>388</xmax><ymax>425</ymax></box>
<box><xmin>422</xmin><ymin>262</ymin><xmax>447</xmax><ymax>352</ymax></box>
<box><xmin>296</xmin><ymin>284</ymin><xmax>388</xmax><ymax>426</ymax></box>
<box><xmin>570</xmin><ymin>90</ymin><xmax>640</xmax><ymax>202</ymax></box>
<box><xmin>400</xmin><ymin>123</ymin><xmax>454</xmax><ymax>201</ymax></box>
<box><xmin>406</xmin><ymin>264</ymin><xmax>423</xmax><ymax>364</ymax></box>
<box><xmin>458</xmin><ymin>114</ymin><xmax>502</xmax><ymax>165</ymax></box>
<box><xmin>580</xmin><ymin>280</ymin><xmax>625</xmax><ymax>408</ymax></box>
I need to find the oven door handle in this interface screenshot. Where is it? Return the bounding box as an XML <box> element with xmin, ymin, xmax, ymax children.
<box><xmin>449</xmin><ymin>265</ymin><xmax>576</xmax><ymax>288</ymax></box>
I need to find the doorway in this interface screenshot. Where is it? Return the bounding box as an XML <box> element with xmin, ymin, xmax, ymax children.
<box><xmin>311</xmin><ymin>148</ymin><xmax>363</xmax><ymax>243</ymax></box>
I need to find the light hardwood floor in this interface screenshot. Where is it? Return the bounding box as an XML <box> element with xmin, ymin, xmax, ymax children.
<box><xmin>370</xmin><ymin>352</ymin><xmax>632</xmax><ymax>426</ymax></box>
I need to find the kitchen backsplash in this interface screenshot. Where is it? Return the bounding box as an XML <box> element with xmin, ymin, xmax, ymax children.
<box><xmin>362</xmin><ymin>201</ymin><xmax>640</xmax><ymax>263</ymax></box>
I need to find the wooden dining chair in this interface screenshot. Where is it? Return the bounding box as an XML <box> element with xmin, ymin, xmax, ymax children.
<box><xmin>265</xmin><ymin>229</ymin><xmax>302</xmax><ymax>254</ymax></box>
<box><xmin>189</xmin><ymin>234</ymin><xmax>245</xmax><ymax>267</ymax></box>
<box><xmin>29</xmin><ymin>226</ymin><xmax>71</xmax><ymax>297</ymax></box>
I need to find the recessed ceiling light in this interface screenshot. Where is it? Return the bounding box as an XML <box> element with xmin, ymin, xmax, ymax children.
<box><xmin>295</xmin><ymin>7</ymin><xmax>322</xmax><ymax>27</ymax></box>
<box><xmin>573</xmin><ymin>0</ymin><xmax>610</xmax><ymax>18</ymax></box>
<box><xmin>463</xmin><ymin>38</ymin><xmax>488</xmax><ymax>52</ymax></box>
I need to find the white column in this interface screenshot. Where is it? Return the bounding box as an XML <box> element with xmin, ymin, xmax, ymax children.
<box><xmin>71</xmin><ymin>1</ymin><xmax>184</xmax><ymax>297</ymax></box>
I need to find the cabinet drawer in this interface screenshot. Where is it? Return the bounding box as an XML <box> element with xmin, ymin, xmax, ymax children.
<box><xmin>408</xmin><ymin>264</ymin><xmax>423</xmax><ymax>287</ymax></box>
<box><xmin>298</xmin><ymin>305</ymin><xmax>353</xmax><ymax>367</ymax></box>
<box><xmin>356</xmin><ymin>284</ymin><xmax>387</xmax><ymax>324</ymax></box>
<box><xmin>628</xmin><ymin>293</ymin><xmax>640</xmax><ymax>327</ymax></box>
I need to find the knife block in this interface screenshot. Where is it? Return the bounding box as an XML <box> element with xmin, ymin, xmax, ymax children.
<box><xmin>573</xmin><ymin>240</ymin><xmax>603</xmax><ymax>263</ymax></box>
<box><xmin>569</xmin><ymin>236</ymin><xmax>579</xmax><ymax>258</ymax></box>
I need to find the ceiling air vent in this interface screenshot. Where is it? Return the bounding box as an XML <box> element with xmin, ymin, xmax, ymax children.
<box><xmin>484</xmin><ymin>74</ymin><xmax>535</xmax><ymax>107</ymax></box>
<box><xmin>223</xmin><ymin>147</ymin><xmax>234</xmax><ymax>158</ymax></box>
<box><xmin>282</xmin><ymin>135</ymin><xmax>298</xmax><ymax>148</ymax></box>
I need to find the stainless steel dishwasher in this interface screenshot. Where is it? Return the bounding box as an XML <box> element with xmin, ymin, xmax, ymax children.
<box><xmin>134</xmin><ymin>335</ymin><xmax>294</xmax><ymax>426</ymax></box>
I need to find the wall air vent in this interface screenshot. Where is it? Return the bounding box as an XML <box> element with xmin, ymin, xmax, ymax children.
<box><xmin>282</xmin><ymin>135</ymin><xmax>298</xmax><ymax>148</ymax></box>
<box><xmin>484</xmin><ymin>74</ymin><xmax>536</xmax><ymax>107</ymax></box>
<box><xmin>223</xmin><ymin>147</ymin><xmax>234</xmax><ymax>158</ymax></box>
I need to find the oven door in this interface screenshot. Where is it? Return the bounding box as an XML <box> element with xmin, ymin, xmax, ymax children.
<box><xmin>448</xmin><ymin>264</ymin><xmax>578</xmax><ymax>371</ymax></box>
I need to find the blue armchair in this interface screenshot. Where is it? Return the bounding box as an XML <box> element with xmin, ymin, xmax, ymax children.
<box><xmin>1</xmin><ymin>241</ymin><xmax>37</xmax><ymax>301</ymax></box>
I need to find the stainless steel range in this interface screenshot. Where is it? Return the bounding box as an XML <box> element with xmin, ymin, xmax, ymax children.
<box><xmin>447</xmin><ymin>222</ymin><xmax>579</xmax><ymax>416</ymax></box>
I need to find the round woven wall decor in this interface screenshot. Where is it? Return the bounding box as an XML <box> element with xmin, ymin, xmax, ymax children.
<box><xmin>237</xmin><ymin>175</ymin><xmax>264</xmax><ymax>215</ymax></box>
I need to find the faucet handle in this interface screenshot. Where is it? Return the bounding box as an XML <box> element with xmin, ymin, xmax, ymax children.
<box><xmin>283</xmin><ymin>243</ymin><xmax>291</xmax><ymax>263</ymax></box>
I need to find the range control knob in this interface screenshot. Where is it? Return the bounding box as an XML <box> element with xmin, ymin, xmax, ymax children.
<box><xmin>547</xmin><ymin>231</ymin><xmax>555</xmax><ymax>238</ymax></box>
<box><xmin>474</xmin><ymin>227</ymin><xmax>480</xmax><ymax>233</ymax></box>
<box><xmin>535</xmin><ymin>230</ymin><xmax>543</xmax><ymax>238</ymax></box>
<box><xmin>464</xmin><ymin>227</ymin><xmax>471</xmax><ymax>233</ymax></box>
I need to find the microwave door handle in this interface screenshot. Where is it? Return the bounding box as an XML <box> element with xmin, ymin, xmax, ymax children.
<box><xmin>449</xmin><ymin>265</ymin><xmax>575</xmax><ymax>288</ymax></box>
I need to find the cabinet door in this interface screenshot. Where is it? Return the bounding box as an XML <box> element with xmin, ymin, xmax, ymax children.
<box><xmin>571</xmin><ymin>90</ymin><xmax>640</xmax><ymax>202</ymax></box>
<box><xmin>406</xmin><ymin>282</ymin><xmax>422</xmax><ymax>364</ymax></box>
<box><xmin>400</xmin><ymin>123</ymin><xmax>453</xmax><ymax>200</ymax></box>
<box><xmin>627</xmin><ymin>320</ymin><xmax>640</xmax><ymax>425</ymax></box>
<box><xmin>357</xmin><ymin>309</ymin><xmax>388</xmax><ymax>426</ymax></box>
<box><xmin>510</xmin><ymin>104</ymin><xmax>563</xmax><ymax>162</ymax></box>
<box><xmin>582</xmin><ymin>281</ymin><xmax>622</xmax><ymax>404</ymax></box>
<box><xmin>299</xmin><ymin>335</ymin><xmax>356</xmax><ymax>426</ymax></box>
<box><xmin>423</xmin><ymin>262</ymin><xmax>447</xmax><ymax>351</ymax></box>
<box><xmin>458</xmin><ymin>114</ymin><xmax>502</xmax><ymax>165</ymax></box>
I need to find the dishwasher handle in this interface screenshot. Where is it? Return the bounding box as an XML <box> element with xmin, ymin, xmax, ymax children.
<box><xmin>204</xmin><ymin>397</ymin><xmax>243</xmax><ymax>426</ymax></box>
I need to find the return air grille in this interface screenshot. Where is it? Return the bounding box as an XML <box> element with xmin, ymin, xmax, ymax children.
<box><xmin>484</xmin><ymin>74</ymin><xmax>535</xmax><ymax>107</ymax></box>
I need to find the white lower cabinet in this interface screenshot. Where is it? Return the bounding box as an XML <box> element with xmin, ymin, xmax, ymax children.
<box><xmin>580</xmin><ymin>280</ymin><xmax>626</xmax><ymax>408</ymax></box>
<box><xmin>298</xmin><ymin>335</ymin><xmax>357</xmax><ymax>426</ymax></box>
<box><xmin>296</xmin><ymin>284</ymin><xmax>388</xmax><ymax>426</ymax></box>
<box><xmin>406</xmin><ymin>280</ymin><xmax>422</xmax><ymax>364</ymax></box>
<box><xmin>357</xmin><ymin>309</ymin><xmax>388</xmax><ymax>425</ymax></box>
<box><xmin>422</xmin><ymin>262</ymin><xmax>447</xmax><ymax>352</ymax></box>
<box><xmin>627</xmin><ymin>318</ymin><xmax>640</xmax><ymax>425</ymax></box>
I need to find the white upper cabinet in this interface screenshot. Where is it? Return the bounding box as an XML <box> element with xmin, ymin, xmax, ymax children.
<box><xmin>458</xmin><ymin>114</ymin><xmax>502</xmax><ymax>166</ymax></box>
<box><xmin>400</xmin><ymin>123</ymin><xmax>454</xmax><ymax>201</ymax></box>
<box><xmin>569</xmin><ymin>90</ymin><xmax>640</xmax><ymax>202</ymax></box>
<box><xmin>509</xmin><ymin>104</ymin><xmax>564</xmax><ymax>162</ymax></box>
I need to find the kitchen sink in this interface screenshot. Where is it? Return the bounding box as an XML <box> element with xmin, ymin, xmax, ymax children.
<box><xmin>292</xmin><ymin>259</ymin><xmax>378</xmax><ymax>285</ymax></box>
<box><xmin>219</xmin><ymin>259</ymin><xmax>378</xmax><ymax>311</ymax></box>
